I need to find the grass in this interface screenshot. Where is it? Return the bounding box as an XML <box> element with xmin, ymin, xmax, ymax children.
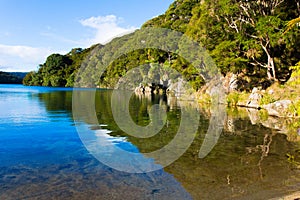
<box><xmin>288</xmin><ymin>100</ymin><xmax>300</xmax><ymax>117</ymax></box>
<box><xmin>259</xmin><ymin>93</ymin><xmax>277</xmax><ymax>106</ymax></box>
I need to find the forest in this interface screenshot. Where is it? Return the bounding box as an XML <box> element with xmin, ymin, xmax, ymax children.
<box><xmin>23</xmin><ymin>0</ymin><xmax>300</xmax><ymax>93</ymax></box>
<box><xmin>0</xmin><ymin>71</ymin><xmax>26</xmax><ymax>84</ymax></box>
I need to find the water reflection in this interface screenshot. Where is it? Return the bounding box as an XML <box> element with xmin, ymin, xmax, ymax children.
<box><xmin>1</xmin><ymin>85</ymin><xmax>300</xmax><ymax>199</ymax></box>
<box><xmin>71</xmin><ymin>89</ymin><xmax>300</xmax><ymax>199</ymax></box>
<box><xmin>0</xmin><ymin>85</ymin><xmax>192</xmax><ymax>200</ymax></box>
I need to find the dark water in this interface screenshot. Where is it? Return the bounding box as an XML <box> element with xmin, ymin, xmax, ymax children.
<box><xmin>0</xmin><ymin>84</ymin><xmax>300</xmax><ymax>200</ymax></box>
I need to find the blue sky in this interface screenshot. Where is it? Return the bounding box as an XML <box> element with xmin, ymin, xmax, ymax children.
<box><xmin>0</xmin><ymin>0</ymin><xmax>174</xmax><ymax>72</ymax></box>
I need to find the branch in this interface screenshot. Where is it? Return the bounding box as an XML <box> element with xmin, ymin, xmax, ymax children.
<box><xmin>224</xmin><ymin>16</ymin><xmax>239</xmax><ymax>33</ymax></box>
<box><xmin>249</xmin><ymin>60</ymin><xmax>265</xmax><ymax>68</ymax></box>
<box><xmin>245</xmin><ymin>33</ymin><xmax>259</xmax><ymax>39</ymax></box>
<box><xmin>272</xmin><ymin>0</ymin><xmax>284</xmax><ymax>10</ymax></box>
<box><xmin>238</xmin><ymin>16</ymin><xmax>255</xmax><ymax>27</ymax></box>
<box><xmin>260</xmin><ymin>38</ymin><xmax>270</xmax><ymax>57</ymax></box>
<box><xmin>239</xmin><ymin>3</ymin><xmax>255</xmax><ymax>26</ymax></box>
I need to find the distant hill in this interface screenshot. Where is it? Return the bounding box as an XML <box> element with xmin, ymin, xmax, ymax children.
<box><xmin>9</xmin><ymin>72</ymin><xmax>27</xmax><ymax>79</ymax></box>
<box><xmin>0</xmin><ymin>71</ymin><xmax>27</xmax><ymax>84</ymax></box>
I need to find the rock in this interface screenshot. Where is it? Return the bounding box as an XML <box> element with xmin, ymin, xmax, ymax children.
<box><xmin>247</xmin><ymin>108</ymin><xmax>261</xmax><ymax>125</ymax></box>
<box><xmin>247</xmin><ymin>108</ymin><xmax>290</xmax><ymax>134</ymax></box>
<box><xmin>268</xmin><ymin>89</ymin><xmax>274</xmax><ymax>95</ymax></box>
<box><xmin>134</xmin><ymin>84</ymin><xmax>144</xmax><ymax>94</ymax></box>
<box><xmin>223</xmin><ymin>73</ymin><xmax>238</xmax><ymax>93</ymax></box>
<box><xmin>260</xmin><ymin>116</ymin><xmax>289</xmax><ymax>134</ymax></box>
<box><xmin>246</xmin><ymin>87</ymin><xmax>262</xmax><ymax>109</ymax></box>
<box><xmin>263</xmin><ymin>100</ymin><xmax>292</xmax><ymax>117</ymax></box>
<box><xmin>229</xmin><ymin>74</ymin><xmax>238</xmax><ymax>92</ymax></box>
<box><xmin>144</xmin><ymin>86</ymin><xmax>152</xmax><ymax>94</ymax></box>
<box><xmin>167</xmin><ymin>78</ymin><xmax>185</xmax><ymax>97</ymax></box>
<box><xmin>160</xmin><ymin>78</ymin><xmax>169</xmax><ymax>88</ymax></box>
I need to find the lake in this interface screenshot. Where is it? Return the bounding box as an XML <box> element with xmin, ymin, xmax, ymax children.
<box><xmin>1</xmin><ymin>84</ymin><xmax>300</xmax><ymax>199</ymax></box>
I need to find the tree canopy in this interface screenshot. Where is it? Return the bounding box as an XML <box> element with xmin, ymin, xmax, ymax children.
<box><xmin>23</xmin><ymin>45</ymin><xmax>99</xmax><ymax>87</ymax></box>
<box><xmin>24</xmin><ymin>0</ymin><xmax>300</xmax><ymax>91</ymax></box>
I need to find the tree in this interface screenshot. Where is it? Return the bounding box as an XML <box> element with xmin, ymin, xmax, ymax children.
<box><xmin>187</xmin><ymin>0</ymin><xmax>300</xmax><ymax>82</ymax></box>
<box><xmin>23</xmin><ymin>0</ymin><xmax>300</xmax><ymax>90</ymax></box>
<box><xmin>23</xmin><ymin>45</ymin><xmax>99</xmax><ymax>87</ymax></box>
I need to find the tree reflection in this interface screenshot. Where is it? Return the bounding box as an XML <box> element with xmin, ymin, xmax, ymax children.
<box><xmin>37</xmin><ymin>89</ymin><xmax>300</xmax><ymax>199</ymax></box>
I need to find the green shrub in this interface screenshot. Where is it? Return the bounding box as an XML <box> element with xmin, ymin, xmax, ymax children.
<box><xmin>288</xmin><ymin>100</ymin><xmax>300</xmax><ymax>117</ymax></box>
<box><xmin>288</xmin><ymin>61</ymin><xmax>300</xmax><ymax>87</ymax></box>
<box><xmin>259</xmin><ymin>93</ymin><xmax>276</xmax><ymax>106</ymax></box>
<box><xmin>227</xmin><ymin>92</ymin><xmax>240</xmax><ymax>106</ymax></box>
<box><xmin>259</xmin><ymin>110</ymin><xmax>269</xmax><ymax>121</ymax></box>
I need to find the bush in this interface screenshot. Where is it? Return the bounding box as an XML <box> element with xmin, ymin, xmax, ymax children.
<box><xmin>227</xmin><ymin>92</ymin><xmax>240</xmax><ymax>106</ymax></box>
<box><xmin>287</xmin><ymin>61</ymin><xmax>300</xmax><ymax>87</ymax></box>
<box><xmin>259</xmin><ymin>93</ymin><xmax>277</xmax><ymax>106</ymax></box>
<box><xmin>288</xmin><ymin>100</ymin><xmax>300</xmax><ymax>117</ymax></box>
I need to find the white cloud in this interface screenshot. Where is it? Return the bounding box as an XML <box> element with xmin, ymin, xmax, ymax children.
<box><xmin>0</xmin><ymin>44</ymin><xmax>56</xmax><ymax>72</ymax></box>
<box><xmin>80</xmin><ymin>15</ymin><xmax>137</xmax><ymax>45</ymax></box>
<box><xmin>0</xmin><ymin>15</ymin><xmax>137</xmax><ymax>72</ymax></box>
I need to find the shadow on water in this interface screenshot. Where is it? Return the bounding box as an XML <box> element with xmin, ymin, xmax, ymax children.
<box><xmin>1</xmin><ymin>85</ymin><xmax>300</xmax><ymax>199</ymax></box>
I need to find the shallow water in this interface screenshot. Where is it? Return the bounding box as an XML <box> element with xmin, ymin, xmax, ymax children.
<box><xmin>0</xmin><ymin>84</ymin><xmax>300</xmax><ymax>199</ymax></box>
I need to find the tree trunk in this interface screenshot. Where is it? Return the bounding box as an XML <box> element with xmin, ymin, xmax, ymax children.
<box><xmin>260</xmin><ymin>38</ymin><xmax>277</xmax><ymax>80</ymax></box>
<box><xmin>270</xmin><ymin>57</ymin><xmax>276</xmax><ymax>80</ymax></box>
<box><xmin>266</xmin><ymin>54</ymin><xmax>273</xmax><ymax>80</ymax></box>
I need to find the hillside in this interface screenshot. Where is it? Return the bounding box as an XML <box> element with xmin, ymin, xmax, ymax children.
<box><xmin>143</xmin><ymin>0</ymin><xmax>300</xmax><ymax>90</ymax></box>
<box><xmin>24</xmin><ymin>0</ymin><xmax>300</xmax><ymax>91</ymax></box>
<box><xmin>23</xmin><ymin>44</ymin><xmax>100</xmax><ymax>87</ymax></box>
<box><xmin>0</xmin><ymin>71</ymin><xmax>25</xmax><ymax>84</ymax></box>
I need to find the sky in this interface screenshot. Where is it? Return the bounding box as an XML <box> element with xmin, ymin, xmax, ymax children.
<box><xmin>0</xmin><ymin>0</ymin><xmax>174</xmax><ymax>72</ymax></box>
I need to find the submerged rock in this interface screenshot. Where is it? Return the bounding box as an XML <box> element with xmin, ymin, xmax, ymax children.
<box><xmin>263</xmin><ymin>100</ymin><xmax>292</xmax><ymax>117</ymax></box>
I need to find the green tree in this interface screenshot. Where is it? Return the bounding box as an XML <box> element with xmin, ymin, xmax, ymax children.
<box><xmin>23</xmin><ymin>45</ymin><xmax>98</xmax><ymax>87</ymax></box>
<box><xmin>23</xmin><ymin>0</ymin><xmax>300</xmax><ymax>91</ymax></box>
<box><xmin>186</xmin><ymin>0</ymin><xmax>300</xmax><ymax>82</ymax></box>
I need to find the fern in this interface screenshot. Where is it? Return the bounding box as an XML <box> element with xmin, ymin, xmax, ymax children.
<box><xmin>284</xmin><ymin>16</ymin><xmax>300</xmax><ymax>34</ymax></box>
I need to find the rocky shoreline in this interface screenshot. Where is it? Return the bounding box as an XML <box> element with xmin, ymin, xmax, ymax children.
<box><xmin>237</xmin><ymin>87</ymin><xmax>297</xmax><ymax>118</ymax></box>
<box><xmin>134</xmin><ymin>83</ymin><xmax>299</xmax><ymax>119</ymax></box>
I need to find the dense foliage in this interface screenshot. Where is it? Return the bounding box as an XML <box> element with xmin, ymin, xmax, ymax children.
<box><xmin>142</xmin><ymin>0</ymin><xmax>199</xmax><ymax>33</ymax></box>
<box><xmin>145</xmin><ymin>0</ymin><xmax>300</xmax><ymax>86</ymax></box>
<box><xmin>0</xmin><ymin>71</ymin><xmax>25</xmax><ymax>84</ymax></box>
<box><xmin>23</xmin><ymin>45</ymin><xmax>99</xmax><ymax>87</ymax></box>
<box><xmin>187</xmin><ymin>0</ymin><xmax>300</xmax><ymax>81</ymax></box>
<box><xmin>24</xmin><ymin>0</ymin><xmax>300</xmax><ymax>91</ymax></box>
